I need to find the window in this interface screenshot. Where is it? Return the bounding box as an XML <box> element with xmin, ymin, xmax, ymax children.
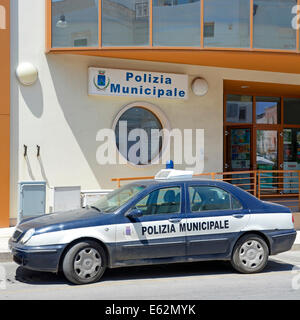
<box><xmin>253</xmin><ymin>0</ymin><xmax>296</xmax><ymax>50</ymax></box>
<box><xmin>50</xmin><ymin>0</ymin><xmax>300</xmax><ymax>52</ymax></box>
<box><xmin>256</xmin><ymin>97</ymin><xmax>281</xmax><ymax>124</ymax></box>
<box><xmin>92</xmin><ymin>183</ymin><xmax>146</xmax><ymax>213</ymax></box>
<box><xmin>204</xmin><ymin>22</ymin><xmax>215</xmax><ymax>38</ymax></box>
<box><xmin>136</xmin><ymin>1</ymin><xmax>149</xmax><ymax>18</ymax></box>
<box><xmin>102</xmin><ymin>0</ymin><xmax>149</xmax><ymax>46</ymax></box>
<box><xmin>189</xmin><ymin>186</ymin><xmax>238</xmax><ymax>212</ymax></box>
<box><xmin>51</xmin><ymin>0</ymin><xmax>98</xmax><ymax>48</ymax></box>
<box><xmin>114</xmin><ymin>106</ymin><xmax>163</xmax><ymax>165</ymax></box>
<box><xmin>232</xmin><ymin>196</ymin><xmax>243</xmax><ymax>210</ymax></box>
<box><xmin>226</xmin><ymin>95</ymin><xmax>253</xmax><ymax>123</ymax></box>
<box><xmin>135</xmin><ymin>187</ymin><xmax>181</xmax><ymax>215</ymax></box>
<box><xmin>74</xmin><ymin>38</ymin><xmax>88</xmax><ymax>47</ymax></box>
<box><xmin>153</xmin><ymin>0</ymin><xmax>201</xmax><ymax>46</ymax></box>
<box><xmin>284</xmin><ymin>98</ymin><xmax>300</xmax><ymax>125</ymax></box>
<box><xmin>204</xmin><ymin>0</ymin><xmax>250</xmax><ymax>48</ymax></box>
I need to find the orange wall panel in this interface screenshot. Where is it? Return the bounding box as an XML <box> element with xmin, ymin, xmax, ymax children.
<box><xmin>0</xmin><ymin>0</ymin><xmax>10</xmax><ymax>227</ymax></box>
<box><xmin>0</xmin><ymin>116</ymin><xmax>10</xmax><ymax>227</ymax></box>
<box><xmin>50</xmin><ymin>49</ymin><xmax>300</xmax><ymax>75</ymax></box>
<box><xmin>0</xmin><ymin>0</ymin><xmax>10</xmax><ymax>115</ymax></box>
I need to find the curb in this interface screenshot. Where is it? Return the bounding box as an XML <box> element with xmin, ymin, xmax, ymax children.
<box><xmin>0</xmin><ymin>252</ymin><xmax>12</xmax><ymax>263</ymax></box>
<box><xmin>291</xmin><ymin>244</ymin><xmax>300</xmax><ymax>251</ymax></box>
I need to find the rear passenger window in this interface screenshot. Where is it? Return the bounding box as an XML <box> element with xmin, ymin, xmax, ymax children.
<box><xmin>189</xmin><ymin>186</ymin><xmax>240</xmax><ymax>212</ymax></box>
<box><xmin>232</xmin><ymin>196</ymin><xmax>243</xmax><ymax>210</ymax></box>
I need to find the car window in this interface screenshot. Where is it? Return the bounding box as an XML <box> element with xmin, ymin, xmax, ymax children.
<box><xmin>189</xmin><ymin>186</ymin><xmax>236</xmax><ymax>212</ymax></box>
<box><xmin>92</xmin><ymin>183</ymin><xmax>146</xmax><ymax>213</ymax></box>
<box><xmin>232</xmin><ymin>195</ymin><xmax>243</xmax><ymax>210</ymax></box>
<box><xmin>135</xmin><ymin>187</ymin><xmax>181</xmax><ymax>216</ymax></box>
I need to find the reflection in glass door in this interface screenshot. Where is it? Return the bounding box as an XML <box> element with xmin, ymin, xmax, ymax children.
<box><xmin>256</xmin><ymin>130</ymin><xmax>278</xmax><ymax>193</ymax></box>
<box><xmin>227</xmin><ymin>127</ymin><xmax>252</xmax><ymax>192</ymax></box>
<box><xmin>229</xmin><ymin>128</ymin><xmax>251</xmax><ymax>171</ymax></box>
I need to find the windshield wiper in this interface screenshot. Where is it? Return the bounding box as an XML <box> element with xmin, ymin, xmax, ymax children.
<box><xmin>90</xmin><ymin>206</ymin><xmax>102</xmax><ymax>213</ymax></box>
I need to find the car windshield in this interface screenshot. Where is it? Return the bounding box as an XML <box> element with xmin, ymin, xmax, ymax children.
<box><xmin>91</xmin><ymin>183</ymin><xmax>147</xmax><ymax>213</ymax></box>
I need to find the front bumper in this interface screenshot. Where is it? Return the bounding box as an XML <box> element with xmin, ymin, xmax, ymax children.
<box><xmin>9</xmin><ymin>238</ymin><xmax>66</xmax><ymax>273</ymax></box>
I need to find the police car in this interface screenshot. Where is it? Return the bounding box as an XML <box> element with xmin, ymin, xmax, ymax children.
<box><xmin>9</xmin><ymin>169</ymin><xmax>297</xmax><ymax>285</ymax></box>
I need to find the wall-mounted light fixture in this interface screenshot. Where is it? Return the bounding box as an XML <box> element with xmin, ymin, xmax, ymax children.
<box><xmin>16</xmin><ymin>62</ymin><xmax>38</xmax><ymax>86</ymax></box>
<box><xmin>191</xmin><ymin>77</ymin><xmax>209</xmax><ymax>96</ymax></box>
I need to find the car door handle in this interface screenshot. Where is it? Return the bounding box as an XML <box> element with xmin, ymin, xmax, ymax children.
<box><xmin>233</xmin><ymin>214</ymin><xmax>245</xmax><ymax>219</ymax></box>
<box><xmin>168</xmin><ymin>218</ymin><xmax>182</xmax><ymax>223</ymax></box>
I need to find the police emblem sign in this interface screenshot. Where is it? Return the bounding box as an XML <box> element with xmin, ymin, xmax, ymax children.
<box><xmin>88</xmin><ymin>67</ymin><xmax>188</xmax><ymax>100</ymax></box>
<box><xmin>94</xmin><ymin>70</ymin><xmax>110</xmax><ymax>91</ymax></box>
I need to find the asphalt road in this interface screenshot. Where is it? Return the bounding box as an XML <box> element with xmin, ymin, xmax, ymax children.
<box><xmin>0</xmin><ymin>251</ymin><xmax>300</xmax><ymax>300</ymax></box>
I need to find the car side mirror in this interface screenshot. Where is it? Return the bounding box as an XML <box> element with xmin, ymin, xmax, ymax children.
<box><xmin>125</xmin><ymin>208</ymin><xmax>143</xmax><ymax>219</ymax></box>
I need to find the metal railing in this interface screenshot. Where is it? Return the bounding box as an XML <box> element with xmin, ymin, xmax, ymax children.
<box><xmin>112</xmin><ymin>170</ymin><xmax>300</xmax><ymax>212</ymax></box>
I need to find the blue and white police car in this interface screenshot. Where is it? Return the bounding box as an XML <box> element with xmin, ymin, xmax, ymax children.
<box><xmin>9</xmin><ymin>169</ymin><xmax>297</xmax><ymax>285</ymax></box>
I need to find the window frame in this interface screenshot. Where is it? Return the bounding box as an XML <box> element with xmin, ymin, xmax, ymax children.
<box><xmin>47</xmin><ymin>0</ymin><xmax>300</xmax><ymax>53</ymax></box>
<box><xmin>112</xmin><ymin>101</ymin><xmax>170</xmax><ymax>168</ymax></box>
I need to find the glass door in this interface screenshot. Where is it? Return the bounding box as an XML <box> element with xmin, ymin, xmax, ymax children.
<box><xmin>226</xmin><ymin>127</ymin><xmax>252</xmax><ymax>192</ymax></box>
<box><xmin>256</xmin><ymin>130</ymin><xmax>278</xmax><ymax>171</ymax></box>
<box><xmin>283</xmin><ymin>128</ymin><xmax>300</xmax><ymax>193</ymax></box>
<box><xmin>256</xmin><ymin>129</ymin><xmax>278</xmax><ymax>193</ymax></box>
<box><xmin>227</xmin><ymin>127</ymin><xmax>252</xmax><ymax>172</ymax></box>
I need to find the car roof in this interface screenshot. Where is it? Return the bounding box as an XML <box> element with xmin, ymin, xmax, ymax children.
<box><xmin>128</xmin><ymin>178</ymin><xmax>225</xmax><ymax>185</ymax></box>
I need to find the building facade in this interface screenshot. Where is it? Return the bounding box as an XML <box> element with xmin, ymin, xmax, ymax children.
<box><xmin>1</xmin><ymin>0</ymin><xmax>300</xmax><ymax>226</ymax></box>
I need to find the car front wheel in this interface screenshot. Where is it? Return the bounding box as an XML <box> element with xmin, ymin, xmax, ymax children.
<box><xmin>231</xmin><ymin>234</ymin><xmax>269</xmax><ymax>274</ymax></box>
<box><xmin>62</xmin><ymin>240</ymin><xmax>107</xmax><ymax>285</ymax></box>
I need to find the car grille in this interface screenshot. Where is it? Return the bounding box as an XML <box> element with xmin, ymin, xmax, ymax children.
<box><xmin>12</xmin><ymin>229</ymin><xmax>23</xmax><ymax>242</ymax></box>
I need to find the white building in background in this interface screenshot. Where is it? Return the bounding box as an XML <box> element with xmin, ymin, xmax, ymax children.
<box><xmin>0</xmin><ymin>0</ymin><xmax>300</xmax><ymax>226</ymax></box>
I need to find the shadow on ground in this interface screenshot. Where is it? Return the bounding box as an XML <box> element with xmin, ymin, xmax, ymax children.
<box><xmin>14</xmin><ymin>258</ymin><xmax>295</xmax><ymax>286</ymax></box>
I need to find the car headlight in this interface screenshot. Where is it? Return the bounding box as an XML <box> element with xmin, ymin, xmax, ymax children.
<box><xmin>19</xmin><ymin>228</ymin><xmax>35</xmax><ymax>244</ymax></box>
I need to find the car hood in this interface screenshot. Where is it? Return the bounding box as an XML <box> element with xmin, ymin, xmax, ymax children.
<box><xmin>18</xmin><ymin>208</ymin><xmax>114</xmax><ymax>233</ymax></box>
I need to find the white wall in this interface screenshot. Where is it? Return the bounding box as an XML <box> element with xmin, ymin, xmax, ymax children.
<box><xmin>10</xmin><ymin>0</ymin><xmax>300</xmax><ymax>223</ymax></box>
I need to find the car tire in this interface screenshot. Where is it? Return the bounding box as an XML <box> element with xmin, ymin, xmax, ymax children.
<box><xmin>231</xmin><ymin>234</ymin><xmax>269</xmax><ymax>274</ymax></box>
<box><xmin>62</xmin><ymin>240</ymin><xmax>107</xmax><ymax>285</ymax></box>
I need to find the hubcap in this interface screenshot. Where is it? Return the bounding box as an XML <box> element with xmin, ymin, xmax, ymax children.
<box><xmin>239</xmin><ymin>240</ymin><xmax>265</xmax><ymax>269</ymax></box>
<box><xmin>74</xmin><ymin>247</ymin><xmax>102</xmax><ymax>280</ymax></box>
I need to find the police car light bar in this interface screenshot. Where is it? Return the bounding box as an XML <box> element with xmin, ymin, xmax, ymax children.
<box><xmin>155</xmin><ymin>169</ymin><xmax>194</xmax><ymax>180</ymax></box>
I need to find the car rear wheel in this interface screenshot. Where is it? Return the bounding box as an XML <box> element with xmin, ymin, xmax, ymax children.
<box><xmin>62</xmin><ymin>240</ymin><xmax>107</xmax><ymax>285</ymax></box>
<box><xmin>231</xmin><ymin>234</ymin><xmax>269</xmax><ymax>274</ymax></box>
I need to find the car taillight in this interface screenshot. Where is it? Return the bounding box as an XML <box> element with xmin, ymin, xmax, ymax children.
<box><xmin>292</xmin><ymin>214</ymin><xmax>295</xmax><ymax>225</ymax></box>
